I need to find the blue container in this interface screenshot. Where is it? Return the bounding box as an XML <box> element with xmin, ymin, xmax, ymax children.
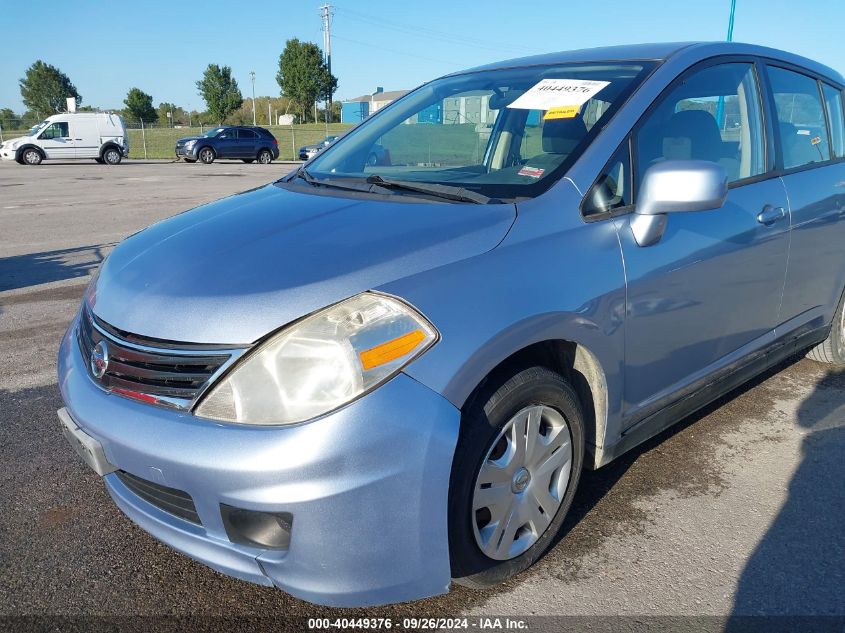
<box><xmin>417</xmin><ymin>103</ymin><xmax>443</xmax><ymax>124</ymax></box>
<box><xmin>342</xmin><ymin>101</ymin><xmax>369</xmax><ymax>124</ymax></box>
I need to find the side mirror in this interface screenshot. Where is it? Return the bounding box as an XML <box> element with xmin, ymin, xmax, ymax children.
<box><xmin>631</xmin><ymin>160</ymin><xmax>728</xmax><ymax>247</ymax></box>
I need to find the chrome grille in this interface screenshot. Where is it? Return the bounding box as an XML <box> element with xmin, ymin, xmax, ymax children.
<box><xmin>115</xmin><ymin>470</ymin><xmax>200</xmax><ymax>525</ymax></box>
<box><xmin>77</xmin><ymin>306</ymin><xmax>242</xmax><ymax>408</ymax></box>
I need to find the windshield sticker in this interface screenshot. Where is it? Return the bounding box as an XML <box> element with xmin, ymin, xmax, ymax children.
<box><xmin>544</xmin><ymin>105</ymin><xmax>581</xmax><ymax>120</ymax></box>
<box><xmin>518</xmin><ymin>166</ymin><xmax>545</xmax><ymax>178</ymax></box>
<box><xmin>507</xmin><ymin>79</ymin><xmax>609</xmax><ymax>111</ymax></box>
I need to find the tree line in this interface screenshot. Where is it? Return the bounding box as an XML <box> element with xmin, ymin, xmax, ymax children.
<box><xmin>2</xmin><ymin>39</ymin><xmax>338</xmax><ymax>130</ymax></box>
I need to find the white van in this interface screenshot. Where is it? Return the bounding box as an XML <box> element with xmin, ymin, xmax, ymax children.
<box><xmin>0</xmin><ymin>112</ymin><xmax>128</xmax><ymax>165</ymax></box>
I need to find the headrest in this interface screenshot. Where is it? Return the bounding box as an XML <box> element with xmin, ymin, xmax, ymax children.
<box><xmin>663</xmin><ymin>110</ymin><xmax>723</xmax><ymax>162</ymax></box>
<box><xmin>542</xmin><ymin>116</ymin><xmax>588</xmax><ymax>155</ymax></box>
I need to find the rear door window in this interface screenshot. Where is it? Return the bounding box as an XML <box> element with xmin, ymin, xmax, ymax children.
<box><xmin>768</xmin><ymin>66</ymin><xmax>831</xmax><ymax>168</ymax></box>
<box><xmin>239</xmin><ymin>129</ymin><xmax>258</xmax><ymax>140</ymax></box>
<box><xmin>633</xmin><ymin>62</ymin><xmax>765</xmax><ymax>187</ymax></box>
<box><xmin>821</xmin><ymin>83</ymin><xmax>845</xmax><ymax>159</ymax></box>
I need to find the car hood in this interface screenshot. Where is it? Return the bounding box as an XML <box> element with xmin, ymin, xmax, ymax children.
<box><xmin>2</xmin><ymin>135</ymin><xmax>28</xmax><ymax>147</ymax></box>
<box><xmin>93</xmin><ymin>183</ymin><xmax>516</xmax><ymax>344</ymax></box>
<box><xmin>176</xmin><ymin>136</ymin><xmax>201</xmax><ymax>143</ymax></box>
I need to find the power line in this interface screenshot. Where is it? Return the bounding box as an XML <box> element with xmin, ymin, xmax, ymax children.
<box><xmin>332</xmin><ymin>33</ymin><xmax>459</xmax><ymax>67</ymax></box>
<box><xmin>333</xmin><ymin>6</ymin><xmax>536</xmax><ymax>55</ymax></box>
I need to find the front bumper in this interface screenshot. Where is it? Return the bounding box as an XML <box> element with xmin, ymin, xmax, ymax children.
<box><xmin>1</xmin><ymin>147</ymin><xmax>18</xmax><ymax>160</ymax></box>
<box><xmin>57</xmin><ymin>321</ymin><xmax>460</xmax><ymax>606</ymax></box>
<box><xmin>175</xmin><ymin>148</ymin><xmax>197</xmax><ymax>158</ymax></box>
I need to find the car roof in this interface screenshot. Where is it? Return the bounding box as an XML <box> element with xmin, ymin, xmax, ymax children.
<box><xmin>457</xmin><ymin>41</ymin><xmax>844</xmax><ymax>84</ymax></box>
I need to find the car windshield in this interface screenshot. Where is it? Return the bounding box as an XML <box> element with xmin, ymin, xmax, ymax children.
<box><xmin>26</xmin><ymin>120</ymin><xmax>50</xmax><ymax>136</ymax></box>
<box><xmin>306</xmin><ymin>61</ymin><xmax>653</xmax><ymax>201</ymax></box>
<box><xmin>201</xmin><ymin>127</ymin><xmax>225</xmax><ymax>138</ymax></box>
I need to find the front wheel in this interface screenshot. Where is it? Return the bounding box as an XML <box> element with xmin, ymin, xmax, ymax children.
<box><xmin>22</xmin><ymin>148</ymin><xmax>43</xmax><ymax>165</ymax></box>
<box><xmin>102</xmin><ymin>147</ymin><xmax>122</xmax><ymax>165</ymax></box>
<box><xmin>807</xmin><ymin>288</ymin><xmax>845</xmax><ymax>366</ymax></box>
<box><xmin>449</xmin><ymin>365</ymin><xmax>584</xmax><ymax>588</ymax></box>
<box><xmin>198</xmin><ymin>147</ymin><xmax>215</xmax><ymax>164</ymax></box>
<box><xmin>257</xmin><ymin>149</ymin><xmax>273</xmax><ymax>164</ymax></box>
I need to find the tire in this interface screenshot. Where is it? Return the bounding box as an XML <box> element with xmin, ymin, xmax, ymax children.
<box><xmin>102</xmin><ymin>147</ymin><xmax>122</xmax><ymax>165</ymax></box>
<box><xmin>449</xmin><ymin>365</ymin><xmax>584</xmax><ymax>588</ymax></box>
<box><xmin>806</xmin><ymin>288</ymin><xmax>845</xmax><ymax>366</ymax></box>
<box><xmin>257</xmin><ymin>149</ymin><xmax>273</xmax><ymax>164</ymax></box>
<box><xmin>198</xmin><ymin>147</ymin><xmax>215</xmax><ymax>164</ymax></box>
<box><xmin>241</xmin><ymin>159</ymin><xmax>255</xmax><ymax>164</ymax></box>
<box><xmin>22</xmin><ymin>148</ymin><xmax>43</xmax><ymax>165</ymax></box>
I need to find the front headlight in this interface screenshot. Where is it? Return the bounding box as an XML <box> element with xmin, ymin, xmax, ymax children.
<box><xmin>185</xmin><ymin>139</ymin><xmax>197</xmax><ymax>149</ymax></box>
<box><xmin>195</xmin><ymin>292</ymin><xmax>438</xmax><ymax>425</ymax></box>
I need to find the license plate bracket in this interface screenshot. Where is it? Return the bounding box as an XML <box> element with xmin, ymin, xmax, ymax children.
<box><xmin>58</xmin><ymin>407</ymin><xmax>117</xmax><ymax>477</ymax></box>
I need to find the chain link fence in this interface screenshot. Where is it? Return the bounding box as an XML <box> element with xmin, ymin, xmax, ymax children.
<box><xmin>0</xmin><ymin>116</ymin><xmax>351</xmax><ymax>161</ymax></box>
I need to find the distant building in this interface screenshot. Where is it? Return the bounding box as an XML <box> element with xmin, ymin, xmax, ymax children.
<box><xmin>341</xmin><ymin>87</ymin><xmax>502</xmax><ymax>127</ymax></box>
<box><xmin>341</xmin><ymin>87</ymin><xmax>409</xmax><ymax>124</ymax></box>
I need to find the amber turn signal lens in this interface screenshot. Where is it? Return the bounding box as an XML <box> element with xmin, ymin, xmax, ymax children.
<box><xmin>359</xmin><ymin>329</ymin><xmax>426</xmax><ymax>371</ymax></box>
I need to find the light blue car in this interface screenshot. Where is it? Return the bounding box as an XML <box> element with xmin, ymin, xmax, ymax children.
<box><xmin>57</xmin><ymin>42</ymin><xmax>845</xmax><ymax>607</ymax></box>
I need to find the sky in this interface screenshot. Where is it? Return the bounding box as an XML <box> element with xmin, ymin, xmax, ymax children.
<box><xmin>0</xmin><ymin>0</ymin><xmax>842</xmax><ymax>113</ymax></box>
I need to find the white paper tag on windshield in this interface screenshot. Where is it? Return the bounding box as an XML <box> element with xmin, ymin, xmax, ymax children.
<box><xmin>507</xmin><ymin>79</ymin><xmax>610</xmax><ymax>111</ymax></box>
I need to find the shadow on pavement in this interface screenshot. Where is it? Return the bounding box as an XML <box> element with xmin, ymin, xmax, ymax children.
<box><xmin>727</xmin><ymin>365</ymin><xmax>845</xmax><ymax>625</ymax></box>
<box><xmin>0</xmin><ymin>243</ymin><xmax>111</xmax><ymax>292</ymax></box>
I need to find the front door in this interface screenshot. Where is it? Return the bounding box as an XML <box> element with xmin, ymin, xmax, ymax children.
<box><xmin>216</xmin><ymin>128</ymin><xmax>239</xmax><ymax>159</ymax></box>
<box><xmin>37</xmin><ymin>121</ymin><xmax>74</xmax><ymax>159</ymax></box>
<box><xmin>618</xmin><ymin>60</ymin><xmax>790</xmax><ymax>424</ymax></box>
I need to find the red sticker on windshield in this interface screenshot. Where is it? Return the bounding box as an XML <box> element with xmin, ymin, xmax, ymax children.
<box><xmin>518</xmin><ymin>166</ymin><xmax>545</xmax><ymax>178</ymax></box>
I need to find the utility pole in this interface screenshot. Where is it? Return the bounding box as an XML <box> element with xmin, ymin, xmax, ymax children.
<box><xmin>250</xmin><ymin>71</ymin><xmax>256</xmax><ymax>126</ymax></box>
<box><xmin>715</xmin><ymin>0</ymin><xmax>737</xmax><ymax>127</ymax></box>
<box><xmin>321</xmin><ymin>3</ymin><xmax>333</xmax><ymax>125</ymax></box>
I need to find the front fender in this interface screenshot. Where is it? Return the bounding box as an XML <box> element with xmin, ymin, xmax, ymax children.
<box><xmin>380</xmin><ymin>186</ymin><xmax>628</xmax><ymax>455</ymax></box>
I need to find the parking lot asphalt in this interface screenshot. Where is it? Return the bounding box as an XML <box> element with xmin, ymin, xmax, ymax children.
<box><xmin>1</xmin><ymin>160</ymin><xmax>843</xmax><ymax>628</ymax></box>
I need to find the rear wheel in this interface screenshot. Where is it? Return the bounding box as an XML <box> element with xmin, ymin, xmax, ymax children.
<box><xmin>22</xmin><ymin>148</ymin><xmax>43</xmax><ymax>165</ymax></box>
<box><xmin>257</xmin><ymin>149</ymin><xmax>273</xmax><ymax>164</ymax></box>
<box><xmin>807</xmin><ymin>288</ymin><xmax>845</xmax><ymax>366</ymax></box>
<box><xmin>102</xmin><ymin>147</ymin><xmax>122</xmax><ymax>165</ymax></box>
<box><xmin>449</xmin><ymin>365</ymin><xmax>584</xmax><ymax>588</ymax></box>
<box><xmin>198</xmin><ymin>147</ymin><xmax>215</xmax><ymax>164</ymax></box>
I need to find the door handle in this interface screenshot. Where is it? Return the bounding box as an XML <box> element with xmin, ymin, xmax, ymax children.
<box><xmin>757</xmin><ymin>205</ymin><xmax>786</xmax><ymax>226</ymax></box>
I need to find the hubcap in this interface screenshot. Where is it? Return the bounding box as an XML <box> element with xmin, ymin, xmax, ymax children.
<box><xmin>471</xmin><ymin>405</ymin><xmax>573</xmax><ymax>561</ymax></box>
<box><xmin>26</xmin><ymin>151</ymin><xmax>39</xmax><ymax>164</ymax></box>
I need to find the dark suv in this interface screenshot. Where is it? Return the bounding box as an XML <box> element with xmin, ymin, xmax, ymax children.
<box><xmin>175</xmin><ymin>126</ymin><xmax>280</xmax><ymax>164</ymax></box>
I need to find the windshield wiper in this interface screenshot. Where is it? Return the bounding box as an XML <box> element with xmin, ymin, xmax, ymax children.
<box><xmin>365</xmin><ymin>175</ymin><xmax>492</xmax><ymax>204</ymax></box>
<box><xmin>291</xmin><ymin>167</ymin><xmax>378</xmax><ymax>194</ymax></box>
